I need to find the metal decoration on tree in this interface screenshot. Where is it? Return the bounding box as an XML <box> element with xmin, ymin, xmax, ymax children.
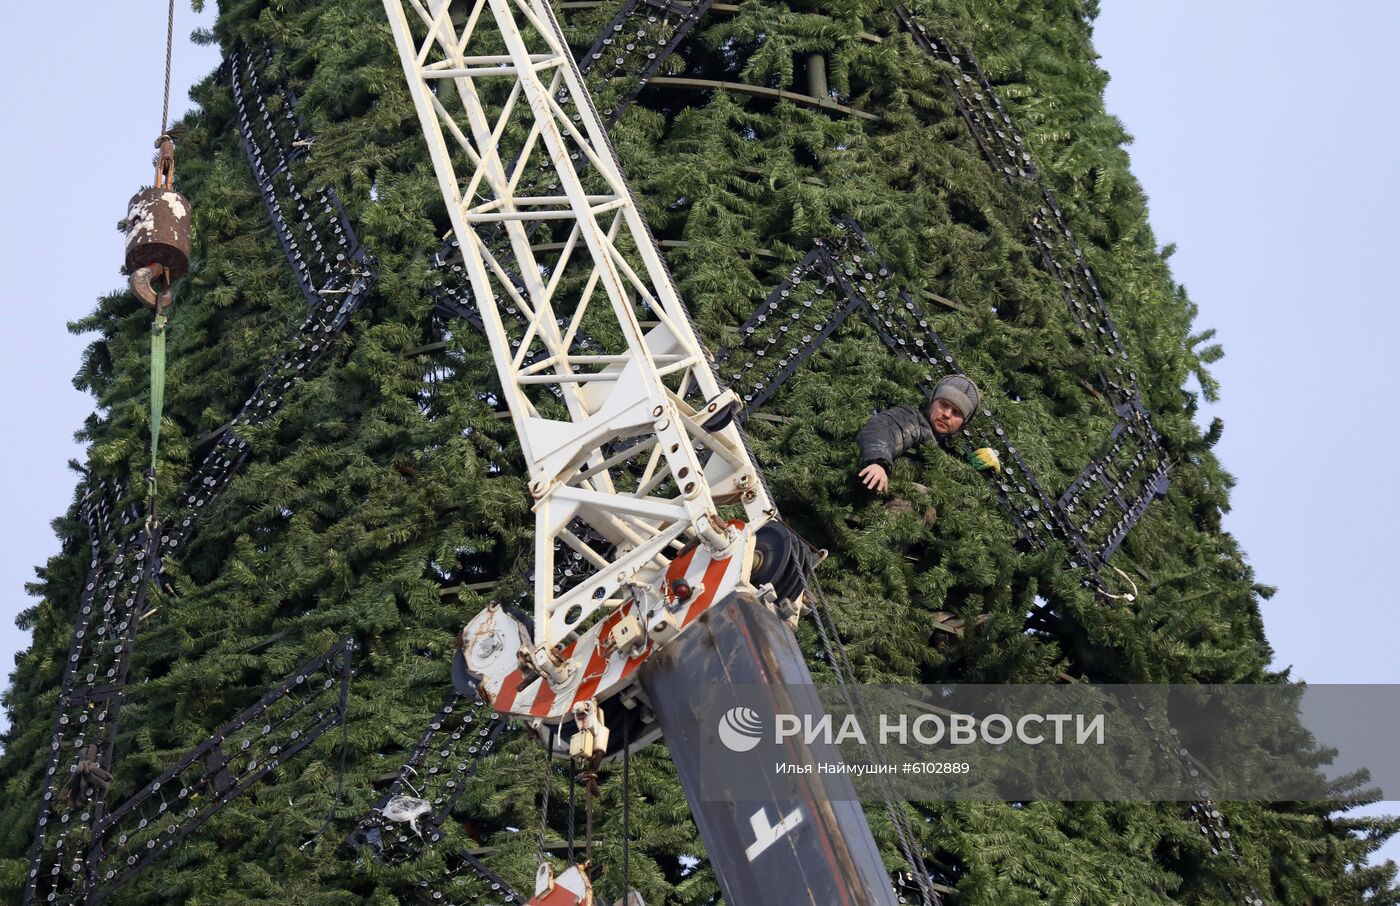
<box><xmin>1058</xmin><ymin>401</ymin><xmax>1170</xmax><ymax>563</ymax></box>
<box><xmin>711</xmin><ymin>219</ymin><xmax>1086</xmax><ymax>567</ymax></box>
<box><xmin>416</xmin><ymin>849</ymin><xmax>528</xmax><ymax>904</ymax></box>
<box><xmin>892</xmin><ymin>10</ymin><xmax>1266</xmax><ymax>899</ymax></box>
<box><xmin>21</xmin><ymin>528</ymin><xmax>163</xmax><ymax>906</ymax></box>
<box><xmin>24</xmin><ymin>637</ymin><xmax>355</xmax><ymax>905</ymax></box>
<box><xmin>84</xmin><ymin>638</ymin><xmax>356</xmax><ymax>904</ymax></box>
<box><xmin>579</xmin><ymin>0</ymin><xmax>718</xmax><ymax>126</ymax></box>
<box><xmin>78</xmin><ymin>477</ymin><xmax>132</xmax><ymax>561</ymax></box>
<box><xmin>716</xmin><ymin>245</ymin><xmax>865</xmax><ymax>419</ymax></box>
<box><xmin>823</xmin><ymin>221</ymin><xmax>1087</xmax><ymax>561</ymax></box>
<box><xmin>349</xmin><ymin>692</ymin><xmax>508</xmax><ymax>862</ymax></box>
<box><xmin>230</xmin><ymin>46</ymin><xmax>373</xmax><ymax>312</ymax></box>
<box><xmin>23</xmin><ymin>35</ymin><xmax>379</xmax><ymax>906</ymax></box>
<box><xmin>149</xmin><ymin>43</ymin><xmax>380</xmax><ymax>561</ymax></box>
<box><xmin>895</xmin><ymin>4</ymin><xmax>1171</xmax><ymax>562</ymax></box>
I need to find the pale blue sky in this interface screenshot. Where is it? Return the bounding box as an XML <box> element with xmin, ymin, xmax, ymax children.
<box><xmin>0</xmin><ymin>0</ymin><xmax>1394</xmax><ymax>877</ymax></box>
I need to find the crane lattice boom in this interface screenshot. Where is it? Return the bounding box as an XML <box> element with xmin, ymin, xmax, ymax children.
<box><xmin>382</xmin><ymin>0</ymin><xmax>777</xmax><ymax>721</ymax></box>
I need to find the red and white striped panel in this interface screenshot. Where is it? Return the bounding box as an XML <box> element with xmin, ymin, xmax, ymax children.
<box><xmin>528</xmin><ymin>864</ymin><xmax>592</xmax><ymax>906</ymax></box>
<box><xmin>490</xmin><ymin>529</ymin><xmax>748</xmax><ymax>721</ymax></box>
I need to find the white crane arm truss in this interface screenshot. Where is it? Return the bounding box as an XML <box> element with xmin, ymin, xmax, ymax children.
<box><xmin>383</xmin><ymin>0</ymin><xmax>774</xmax><ymax>703</ymax></box>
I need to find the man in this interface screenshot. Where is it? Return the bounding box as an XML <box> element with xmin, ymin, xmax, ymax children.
<box><xmin>856</xmin><ymin>374</ymin><xmax>986</xmax><ymax>494</ymax></box>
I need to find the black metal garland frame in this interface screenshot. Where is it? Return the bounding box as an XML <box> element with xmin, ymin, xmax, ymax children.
<box><xmin>77</xmin><ymin>479</ymin><xmax>137</xmax><ymax>562</ymax></box>
<box><xmin>580</xmin><ymin>0</ymin><xmax>719</xmax><ymax>126</ymax></box>
<box><xmin>894</xmin><ymin>6</ymin><xmax>1170</xmax><ymax>566</ymax></box>
<box><xmin>24</xmin><ymin>638</ymin><xmax>355</xmax><ymax>905</ymax></box>
<box><xmin>1058</xmin><ymin>400</ymin><xmax>1170</xmax><ymax>563</ymax></box>
<box><xmin>163</xmin><ymin>44</ymin><xmax>378</xmax><ymax>562</ymax></box>
<box><xmin>231</xmin><ymin>46</ymin><xmax>371</xmax><ymax>313</ymax></box>
<box><xmin>778</xmin><ymin>229</ymin><xmax>1235</xmax><ymax>896</ymax></box>
<box><xmin>349</xmin><ymin>692</ymin><xmax>507</xmax><ymax>863</ymax></box>
<box><xmin>23</xmin><ymin>530</ymin><xmax>162</xmax><ymax>906</ymax></box>
<box><xmin>1131</xmin><ymin>694</ymin><xmax>1269</xmax><ymax>906</ymax></box>
<box><xmin>343</xmin><ymin>691</ymin><xmax>529</xmax><ymax>901</ymax></box>
<box><xmin>412</xmin><ymin>850</ymin><xmax>527</xmax><ymax>905</ymax></box>
<box><xmin>24</xmin><ymin>43</ymin><xmax>378</xmax><ymax>906</ymax></box>
<box><xmin>86</xmin><ymin>638</ymin><xmax>356</xmax><ymax>904</ymax></box>
<box><xmin>888</xmin><ymin>11</ymin><xmax>1261</xmax><ymax>900</ymax></box>
<box><xmin>714</xmin><ymin>220</ymin><xmax>1094</xmax><ymax>569</ymax></box>
<box><xmin>349</xmin><ymin>694</ymin><xmax>524</xmax><ymax>905</ymax></box>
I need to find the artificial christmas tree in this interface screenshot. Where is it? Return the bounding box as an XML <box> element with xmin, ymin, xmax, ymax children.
<box><xmin>2</xmin><ymin>0</ymin><xmax>1396</xmax><ymax>903</ymax></box>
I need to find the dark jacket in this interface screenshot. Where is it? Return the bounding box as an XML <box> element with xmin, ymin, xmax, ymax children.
<box><xmin>856</xmin><ymin>405</ymin><xmax>949</xmax><ymax>471</ymax></box>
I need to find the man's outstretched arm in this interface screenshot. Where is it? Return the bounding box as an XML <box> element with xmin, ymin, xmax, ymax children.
<box><xmin>855</xmin><ymin>405</ymin><xmax>935</xmax><ymax>493</ymax></box>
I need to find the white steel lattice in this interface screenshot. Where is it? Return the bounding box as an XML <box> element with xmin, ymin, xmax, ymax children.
<box><xmin>383</xmin><ymin>0</ymin><xmax>773</xmax><ymax>681</ymax></box>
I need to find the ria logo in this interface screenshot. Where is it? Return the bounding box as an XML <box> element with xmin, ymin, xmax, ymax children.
<box><xmin>718</xmin><ymin>706</ymin><xmax>765</xmax><ymax>752</ymax></box>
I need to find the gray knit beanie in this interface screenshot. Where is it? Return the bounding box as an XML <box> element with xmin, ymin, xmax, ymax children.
<box><xmin>932</xmin><ymin>374</ymin><xmax>980</xmax><ymax>423</ymax></box>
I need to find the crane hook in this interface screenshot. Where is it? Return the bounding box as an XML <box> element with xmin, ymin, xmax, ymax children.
<box><xmin>125</xmin><ymin>133</ymin><xmax>190</xmax><ymax>312</ymax></box>
<box><xmin>130</xmin><ymin>264</ymin><xmax>173</xmax><ymax>313</ymax></box>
